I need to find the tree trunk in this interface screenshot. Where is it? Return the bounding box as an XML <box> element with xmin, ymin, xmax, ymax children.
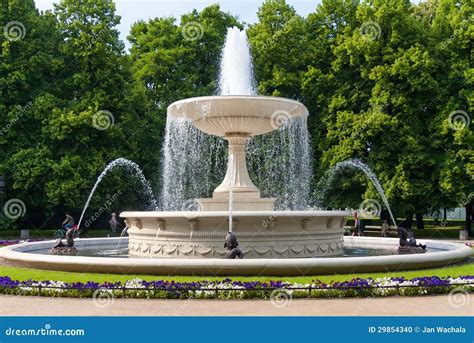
<box><xmin>466</xmin><ymin>201</ymin><xmax>473</xmax><ymax>237</ymax></box>
<box><xmin>415</xmin><ymin>213</ymin><xmax>424</xmax><ymax>230</ymax></box>
<box><xmin>443</xmin><ymin>208</ymin><xmax>447</xmax><ymax>220</ymax></box>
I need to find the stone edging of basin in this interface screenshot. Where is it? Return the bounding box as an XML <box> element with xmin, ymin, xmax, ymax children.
<box><xmin>0</xmin><ymin>237</ymin><xmax>471</xmax><ymax>276</ymax></box>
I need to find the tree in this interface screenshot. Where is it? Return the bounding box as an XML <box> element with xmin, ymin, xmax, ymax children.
<box><xmin>129</xmin><ymin>4</ymin><xmax>241</xmax><ymax>110</ymax></box>
<box><xmin>0</xmin><ymin>0</ymin><xmax>64</xmax><ymax>228</ymax></box>
<box><xmin>430</xmin><ymin>0</ymin><xmax>473</xmax><ymax>235</ymax></box>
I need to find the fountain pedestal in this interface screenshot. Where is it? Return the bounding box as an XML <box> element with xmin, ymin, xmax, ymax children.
<box><xmin>197</xmin><ymin>134</ymin><xmax>276</xmax><ymax>211</ymax></box>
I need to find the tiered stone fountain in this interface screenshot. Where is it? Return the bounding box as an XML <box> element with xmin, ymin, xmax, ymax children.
<box><xmin>121</xmin><ymin>28</ymin><xmax>348</xmax><ymax>259</ymax></box>
<box><xmin>1</xmin><ymin>28</ymin><xmax>471</xmax><ymax>275</ymax></box>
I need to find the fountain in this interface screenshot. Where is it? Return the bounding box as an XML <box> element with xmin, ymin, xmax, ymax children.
<box><xmin>1</xmin><ymin>27</ymin><xmax>471</xmax><ymax>275</ymax></box>
<box><xmin>121</xmin><ymin>27</ymin><xmax>347</xmax><ymax>258</ymax></box>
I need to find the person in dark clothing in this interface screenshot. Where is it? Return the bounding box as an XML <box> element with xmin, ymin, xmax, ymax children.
<box><xmin>62</xmin><ymin>212</ymin><xmax>74</xmax><ymax>230</ymax></box>
<box><xmin>224</xmin><ymin>231</ymin><xmax>244</xmax><ymax>259</ymax></box>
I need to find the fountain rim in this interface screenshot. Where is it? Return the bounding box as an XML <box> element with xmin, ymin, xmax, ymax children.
<box><xmin>167</xmin><ymin>95</ymin><xmax>308</xmax><ymax>114</ymax></box>
<box><xmin>1</xmin><ymin>237</ymin><xmax>471</xmax><ymax>276</ymax></box>
<box><xmin>119</xmin><ymin>210</ymin><xmax>351</xmax><ymax>218</ymax></box>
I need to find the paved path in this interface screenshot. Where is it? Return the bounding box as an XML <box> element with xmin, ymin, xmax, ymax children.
<box><xmin>1</xmin><ymin>294</ymin><xmax>472</xmax><ymax>316</ymax></box>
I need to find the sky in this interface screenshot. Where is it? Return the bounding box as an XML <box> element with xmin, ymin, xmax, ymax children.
<box><xmin>35</xmin><ymin>0</ymin><xmax>321</xmax><ymax>48</ymax></box>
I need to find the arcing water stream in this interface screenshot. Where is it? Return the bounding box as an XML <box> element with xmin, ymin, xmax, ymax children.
<box><xmin>77</xmin><ymin>158</ymin><xmax>157</xmax><ymax>230</ymax></box>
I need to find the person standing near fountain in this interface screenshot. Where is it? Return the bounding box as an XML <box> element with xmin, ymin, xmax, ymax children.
<box><xmin>224</xmin><ymin>231</ymin><xmax>244</xmax><ymax>259</ymax></box>
<box><xmin>109</xmin><ymin>212</ymin><xmax>119</xmax><ymax>233</ymax></box>
<box><xmin>381</xmin><ymin>219</ymin><xmax>389</xmax><ymax>237</ymax></box>
<box><xmin>353</xmin><ymin>211</ymin><xmax>364</xmax><ymax>236</ymax></box>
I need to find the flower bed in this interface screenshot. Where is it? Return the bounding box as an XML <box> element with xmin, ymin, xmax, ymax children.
<box><xmin>0</xmin><ymin>275</ymin><xmax>472</xmax><ymax>299</ymax></box>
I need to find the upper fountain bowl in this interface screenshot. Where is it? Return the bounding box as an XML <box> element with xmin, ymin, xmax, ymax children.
<box><xmin>167</xmin><ymin>95</ymin><xmax>308</xmax><ymax>137</ymax></box>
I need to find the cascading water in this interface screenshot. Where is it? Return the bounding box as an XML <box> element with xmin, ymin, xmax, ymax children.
<box><xmin>159</xmin><ymin>26</ymin><xmax>313</xmax><ymax>210</ymax></box>
<box><xmin>159</xmin><ymin>118</ymin><xmax>227</xmax><ymax>210</ymax></box>
<box><xmin>315</xmin><ymin>159</ymin><xmax>397</xmax><ymax>226</ymax></box>
<box><xmin>247</xmin><ymin>116</ymin><xmax>313</xmax><ymax>210</ymax></box>
<box><xmin>77</xmin><ymin>158</ymin><xmax>157</xmax><ymax>229</ymax></box>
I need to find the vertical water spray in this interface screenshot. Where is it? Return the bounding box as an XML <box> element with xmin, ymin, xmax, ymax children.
<box><xmin>219</xmin><ymin>27</ymin><xmax>256</xmax><ymax>95</ymax></box>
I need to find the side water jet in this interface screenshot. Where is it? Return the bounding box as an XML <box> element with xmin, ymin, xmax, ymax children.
<box><xmin>77</xmin><ymin>158</ymin><xmax>157</xmax><ymax>230</ymax></box>
<box><xmin>316</xmin><ymin>159</ymin><xmax>397</xmax><ymax>226</ymax></box>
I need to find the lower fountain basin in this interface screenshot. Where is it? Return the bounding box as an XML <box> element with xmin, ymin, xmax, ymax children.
<box><xmin>120</xmin><ymin>210</ymin><xmax>348</xmax><ymax>259</ymax></box>
<box><xmin>1</xmin><ymin>237</ymin><xmax>470</xmax><ymax>276</ymax></box>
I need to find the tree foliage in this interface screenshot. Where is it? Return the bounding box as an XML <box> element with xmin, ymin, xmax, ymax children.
<box><xmin>0</xmin><ymin>0</ymin><xmax>471</xmax><ymax>231</ymax></box>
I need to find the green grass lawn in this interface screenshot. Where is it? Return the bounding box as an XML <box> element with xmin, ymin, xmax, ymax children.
<box><xmin>1</xmin><ymin>261</ymin><xmax>472</xmax><ymax>284</ymax></box>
